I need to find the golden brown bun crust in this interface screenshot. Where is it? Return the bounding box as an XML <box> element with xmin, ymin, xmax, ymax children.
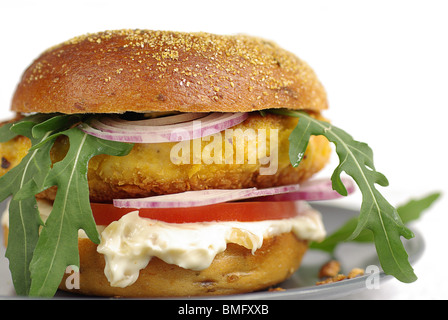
<box><xmin>12</xmin><ymin>29</ymin><xmax>328</xmax><ymax>114</ymax></box>
<box><xmin>58</xmin><ymin>232</ymin><xmax>307</xmax><ymax>297</ymax></box>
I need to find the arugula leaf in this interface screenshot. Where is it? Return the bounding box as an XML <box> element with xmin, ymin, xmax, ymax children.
<box><xmin>0</xmin><ymin>114</ymin><xmax>53</xmax><ymax>143</ymax></box>
<box><xmin>25</xmin><ymin>128</ymin><xmax>133</xmax><ymax>297</ymax></box>
<box><xmin>397</xmin><ymin>192</ymin><xmax>441</xmax><ymax>224</ymax></box>
<box><xmin>0</xmin><ymin>115</ymin><xmax>57</xmax><ymax>295</ymax></box>
<box><xmin>269</xmin><ymin>109</ymin><xmax>418</xmax><ymax>283</ymax></box>
<box><xmin>0</xmin><ymin>116</ymin><xmax>133</xmax><ymax>297</ymax></box>
<box><xmin>310</xmin><ymin>192</ymin><xmax>441</xmax><ymax>252</ymax></box>
<box><xmin>0</xmin><ymin>122</ymin><xmax>18</xmax><ymax>143</ymax></box>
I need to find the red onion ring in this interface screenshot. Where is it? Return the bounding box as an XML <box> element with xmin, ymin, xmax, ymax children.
<box><xmin>113</xmin><ymin>177</ymin><xmax>355</xmax><ymax>209</ymax></box>
<box><xmin>119</xmin><ymin>113</ymin><xmax>210</xmax><ymax>126</ymax></box>
<box><xmin>79</xmin><ymin>112</ymin><xmax>249</xmax><ymax>143</ymax></box>
<box><xmin>98</xmin><ymin>113</ymin><xmax>209</xmax><ymax>130</ymax></box>
<box><xmin>254</xmin><ymin>177</ymin><xmax>356</xmax><ymax>202</ymax></box>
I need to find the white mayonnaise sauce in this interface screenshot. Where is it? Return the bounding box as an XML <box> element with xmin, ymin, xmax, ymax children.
<box><xmin>1</xmin><ymin>200</ymin><xmax>325</xmax><ymax>288</ymax></box>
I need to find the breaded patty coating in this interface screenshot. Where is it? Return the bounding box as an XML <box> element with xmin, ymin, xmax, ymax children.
<box><xmin>0</xmin><ymin>113</ymin><xmax>331</xmax><ymax>202</ymax></box>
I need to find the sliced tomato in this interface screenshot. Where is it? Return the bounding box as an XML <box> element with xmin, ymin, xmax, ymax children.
<box><xmin>90</xmin><ymin>201</ymin><xmax>299</xmax><ymax>225</ymax></box>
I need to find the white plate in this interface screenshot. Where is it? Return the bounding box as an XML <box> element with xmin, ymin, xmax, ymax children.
<box><xmin>0</xmin><ymin>202</ymin><xmax>424</xmax><ymax>299</ymax></box>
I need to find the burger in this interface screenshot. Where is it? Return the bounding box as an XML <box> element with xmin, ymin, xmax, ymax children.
<box><xmin>0</xmin><ymin>29</ymin><xmax>415</xmax><ymax>297</ymax></box>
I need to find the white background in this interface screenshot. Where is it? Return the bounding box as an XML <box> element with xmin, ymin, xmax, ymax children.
<box><xmin>0</xmin><ymin>0</ymin><xmax>446</xmax><ymax>299</ymax></box>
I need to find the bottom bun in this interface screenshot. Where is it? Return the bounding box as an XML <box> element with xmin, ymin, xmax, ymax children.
<box><xmin>3</xmin><ymin>225</ymin><xmax>308</xmax><ymax>297</ymax></box>
<box><xmin>59</xmin><ymin>232</ymin><xmax>307</xmax><ymax>297</ymax></box>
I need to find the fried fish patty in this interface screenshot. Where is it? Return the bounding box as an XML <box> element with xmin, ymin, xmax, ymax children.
<box><xmin>0</xmin><ymin>113</ymin><xmax>331</xmax><ymax>202</ymax></box>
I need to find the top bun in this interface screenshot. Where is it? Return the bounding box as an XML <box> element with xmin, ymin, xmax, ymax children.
<box><xmin>11</xmin><ymin>29</ymin><xmax>328</xmax><ymax>114</ymax></box>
